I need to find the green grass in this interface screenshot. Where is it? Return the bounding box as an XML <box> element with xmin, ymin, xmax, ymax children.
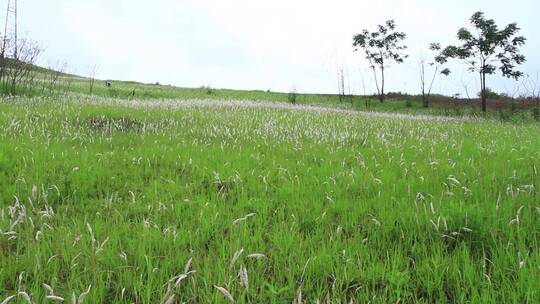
<box><xmin>0</xmin><ymin>95</ymin><xmax>538</xmax><ymax>303</ymax></box>
<box><xmin>11</xmin><ymin>75</ymin><xmax>540</xmax><ymax>125</ymax></box>
<box><xmin>4</xmin><ymin>62</ymin><xmax>539</xmax><ymax>123</ymax></box>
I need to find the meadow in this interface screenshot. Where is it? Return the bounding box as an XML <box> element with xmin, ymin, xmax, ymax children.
<box><xmin>0</xmin><ymin>94</ymin><xmax>539</xmax><ymax>303</ymax></box>
<box><xmin>13</xmin><ymin>68</ymin><xmax>540</xmax><ymax>124</ymax></box>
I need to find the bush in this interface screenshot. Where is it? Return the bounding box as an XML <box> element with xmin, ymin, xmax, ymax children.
<box><xmin>498</xmin><ymin>110</ymin><xmax>511</xmax><ymax>122</ymax></box>
<box><xmin>532</xmin><ymin>107</ymin><xmax>540</xmax><ymax>121</ymax></box>
<box><xmin>288</xmin><ymin>88</ymin><xmax>297</xmax><ymax>104</ymax></box>
<box><xmin>200</xmin><ymin>85</ymin><xmax>214</xmax><ymax>95</ymax></box>
<box><xmin>479</xmin><ymin>87</ymin><xmax>503</xmax><ymax>100</ymax></box>
<box><xmin>108</xmin><ymin>88</ymin><xmax>120</xmax><ymax>98</ymax></box>
<box><xmin>511</xmin><ymin>101</ymin><xmax>518</xmax><ymax>113</ymax></box>
<box><xmin>405</xmin><ymin>98</ymin><xmax>413</xmax><ymax>108</ymax></box>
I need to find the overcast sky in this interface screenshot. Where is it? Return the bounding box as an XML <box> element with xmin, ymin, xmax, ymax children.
<box><xmin>18</xmin><ymin>0</ymin><xmax>540</xmax><ymax>96</ymax></box>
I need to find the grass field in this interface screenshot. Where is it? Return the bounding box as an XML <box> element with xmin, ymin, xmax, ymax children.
<box><xmin>0</xmin><ymin>94</ymin><xmax>539</xmax><ymax>303</ymax></box>
<box><xmin>4</xmin><ymin>63</ymin><xmax>537</xmax><ymax>122</ymax></box>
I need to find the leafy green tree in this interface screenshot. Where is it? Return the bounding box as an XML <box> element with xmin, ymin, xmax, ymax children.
<box><xmin>435</xmin><ymin>11</ymin><xmax>526</xmax><ymax>112</ymax></box>
<box><xmin>353</xmin><ymin>20</ymin><xmax>408</xmax><ymax>103</ymax></box>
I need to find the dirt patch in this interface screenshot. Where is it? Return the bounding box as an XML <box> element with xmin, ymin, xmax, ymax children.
<box><xmin>87</xmin><ymin>116</ymin><xmax>144</xmax><ymax>132</ymax></box>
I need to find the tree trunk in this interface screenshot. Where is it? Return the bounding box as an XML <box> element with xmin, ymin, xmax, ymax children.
<box><xmin>90</xmin><ymin>78</ymin><xmax>95</xmax><ymax>94</ymax></box>
<box><xmin>371</xmin><ymin>66</ymin><xmax>381</xmax><ymax>102</ymax></box>
<box><xmin>420</xmin><ymin>61</ymin><xmax>428</xmax><ymax>107</ymax></box>
<box><xmin>421</xmin><ymin>80</ymin><xmax>428</xmax><ymax>107</ymax></box>
<box><xmin>482</xmin><ymin>76</ymin><xmax>487</xmax><ymax>112</ymax></box>
<box><xmin>0</xmin><ymin>52</ymin><xmax>5</xmax><ymax>92</ymax></box>
<box><xmin>534</xmin><ymin>96</ymin><xmax>540</xmax><ymax>120</ymax></box>
<box><xmin>10</xmin><ymin>74</ymin><xmax>16</xmax><ymax>95</ymax></box>
<box><xmin>481</xmin><ymin>72</ymin><xmax>487</xmax><ymax>112</ymax></box>
<box><xmin>380</xmin><ymin>66</ymin><xmax>385</xmax><ymax>103</ymax></box>
<box><xmin>0</xmin><ymin>56</ymin><xmax>4</xmax><ymax>87</ymax></box>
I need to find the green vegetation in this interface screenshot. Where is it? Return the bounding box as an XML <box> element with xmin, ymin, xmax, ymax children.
<box><xmin>353</xmin><ymin>19</ymin><xmax>408</xmax><ymax>103</ymax></box>
<box><xmin>435</xmin><ymin>11</ymin><xmax>527</xmax><ymax>112</ymax></box>
<box><xmin>0</xmin><ymin>96</ymin><xmax>539</xmax><ymax>303</ymax></box>
<box><xmin>3</xmin><ymin>67</ymin><xmax>538</xmax><ymax>125</ymax></box>
<box><xmin>0</xmin><ymin>6</ymin><xmax>538</xmax><ymax>303</ymax></box>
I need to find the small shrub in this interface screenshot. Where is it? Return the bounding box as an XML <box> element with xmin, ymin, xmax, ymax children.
<box><xmin>532</xmin><ymin>107</ymin><xmax>540</xmax><ymax>121</ymax></box>
<box><xmin>498</xmin><ymin>110</ymin><xmax>511</xmax><ymax>122</ymax></box>
<box><xmin>478</xmin><ymin>87</ymin><xmax>503</xmax><ymax>100</ymax></box>
<box><xmin>288</xmin><ymin>93</ymin><xmax>297</xmax><ymax>104</ymax></box>
<box><xmin>288</xmin><ymin>88</ymin><xmax>297</xmax><ymax>105</ymax></box>
<box><xmin>108</xmin><ymin>88</ymin><xmax>120</xmax><ymax>98</ymax></box>
<box><xmin>405</xmin><ymin>99</ymin><xmax>413</xmax><ymax>108</ymax></box>
<box><xmin>200</xmin><ymin>85</ymin><xmax>215</xmax><ymax>95</ymax></box>
<box><xmin>453</xmin><ymin>107</ymin><xmax>463</xmax><ymax>116</ymax></box>
<box><xmin>87</xmin><ymin>116</ymin><xmax>144</xmax><ymax>132</ymax></box>
<box><xmin>510</xmin><ymin>101</ymin><xmax>517</xmax><ymax>113</ymax></box>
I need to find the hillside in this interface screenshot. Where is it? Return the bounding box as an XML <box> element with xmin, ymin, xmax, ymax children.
<box><xmin>24</xmin><ymin>62</ymin><xmax>537</xmax><ymax>117</ymax></box>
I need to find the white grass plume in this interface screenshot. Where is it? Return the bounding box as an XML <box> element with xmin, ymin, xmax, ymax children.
<box><xmin>213</xmin><ymin>285</ymin><xmax>234</xmax><ymax>303</ymax></box>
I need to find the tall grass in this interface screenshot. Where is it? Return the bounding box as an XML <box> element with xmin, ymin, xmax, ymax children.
<box><xmin>0</xmin><ymin>96</ymin><xmax>538</xmax><ymax>303</ymax></box>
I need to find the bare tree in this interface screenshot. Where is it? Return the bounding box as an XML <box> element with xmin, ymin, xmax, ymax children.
<box><xmin>523</xmin><ymin>73</ymin><xmax>540</xmax><ymax>120</ymax></box>
<box><xmin>288</xmin><ymin>86</ymin><xmax>297</xmax><ymax>105</ymax></box>
<box><xmin>64</xmin><ymin>73</ymin><xmax>74</xmax><ymax>96</ymax></box>
<box><xmin>2</xmin><ymin>37</ymin><xmax>42</xmax><ymax>95</ymax></box>
<box><xmin>361</xmin><ymin>76</ymin><xmax>369</xmax><ymax>108</ymax></box>
<box><xmin>336</xmin><ymin>64</ymin><xmax>353</xmax><ymax>103</ymax></box>
<box><xmin>88</xmin><ymin>64</ymin><xmax>98</xmax><ymax>94</ymax></box>
<box><xmin>337</xmin><ymin>65</ymin><xmax>345</xmax><ymax>102</ymax></box>
<box><xmin>460</xmin><ymin>76</ymin><xmax>472</xmax><ymax>100</ymax></box>
<box><xmin>0</xmin><ymin>1</ymin><xmax>44</xmax><ymax>96</ymax></box>
<box><xmin>419</xmin><ymin>43</ymin><xmax>450</xmax><ymax>107</ymax></box>
<box><xmin>0</xmin><ymin>35</ymin><xmax>10</xmax><ymax>86</ymax></box>
<box><xmin>41</xmin><ymin>60</ymin><xmax>67</xmax><ymax>95</ymax></box>
<box><xmin>502</xmin><ymin>79</ymin><xmax>524</xmax><ymax>101</ymax></box>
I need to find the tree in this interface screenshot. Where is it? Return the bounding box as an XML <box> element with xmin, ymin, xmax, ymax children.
<box><xmin>337</xmin><ymin>65</ymin><xmax>346</xmax><ymax>102</ymax></box>
<box><xmin>336</xmin><ymin>63</ymin><xmax>352</xmax><ymax>103</ymax></box>
<box><xmin>435</xmin><ymin>11</ymin><xmax>526</xmax><ymax>112</ymax></box>
<box><xmin>88</xmin><ymin>64</ymin><xmax>98</xmax><ymax>94</ymax></box>
<box><xmin>419</xmin><ymin>43</ymin><xmax>450</xmax><ymax>108</ymax></box>
<box><xmin>2</xmin><ymin>37</ymin><xmax>42</xmax><ymax>95</ymax></box>
<box><xmin>353</xmin><ymin>20</ymin><xmax>408</xmax><ymax>103</ymax></box>
<box><xmin>41</xmin><ymin>60</ymin><xmax>67</xmax><ymax>95</ymax></box>
<box><xmin>288</xmin><ymin>86</ymin><xmax>297</xmax><ymax>105</ymax></box>
<box><xmin>523</xmin><ymin>73</ymin><xmax>540</xmax><ymax>120</ymax></box>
